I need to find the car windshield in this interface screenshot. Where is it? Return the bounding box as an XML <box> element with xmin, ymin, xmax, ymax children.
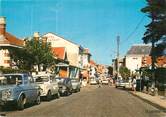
<box><xmin>3</xmin><ymin>75</ymin><xmax>22</xmax><ymax>85</ymax></box>
<box><xmin>35</xmin><ymin>76</ymin><xmax>49</xmax><ymax>82</ymax></box>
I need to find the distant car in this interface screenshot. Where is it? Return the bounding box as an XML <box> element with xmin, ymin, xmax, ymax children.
<box><xmin>90</xmin><ymin>77</ymin><xmax>97</xmax><ymax>85</ymax></box>
<box><xmin>34</xmin><ymin>74</ymin><xmax>59</xmax><ymax>101</ymax></box>
<box><xmin>0</xmin><ymin>73</ymin><xmax>41</xmax><ymax>110</ymax></box>
<box><xmin>56</xmin><ymin>78</ymin><xmax>72</xmax><ymax>96</ymax></box>
<box><xmin>71</xmin><ymin>78</ymin><xmax>81</xmax><ymax>92</ymax></box>
<box><xmin>102</xmin><ymin>79</ymin><xmax>109</xmax><ymax>85</ymax></box>
<box><xmin>115</xmin><ymin>80</ymin><xmax>125</xmax><ymax>88</ymax></box>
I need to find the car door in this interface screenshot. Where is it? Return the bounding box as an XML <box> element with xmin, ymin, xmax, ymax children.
<box><xmin>21</xmin><ymin>74</ymin><xmax>33</xmax><ymax>103</ymax></box>
<box><xmin>27</xmin><ymin>75</ymin><xmax>38</xmax><ymax>102</ymax></box>
<box><xmin>51</xmin><ymin>77</ymin><xmax>59</xmax><ymax>94</ymax></box>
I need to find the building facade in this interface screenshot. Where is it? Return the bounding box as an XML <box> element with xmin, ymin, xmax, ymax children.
<box><xmin>0</xmin><ymin>17</ymin><xmax>24</xmax><ymax>68</ymax></box>
<box><xmin>125</xmin><ymin>44</ymin><xmax>152</xmax><ymax>73</ymax></box>
<box><xmin>43</xmin><ymin>32</ymin><xmax>84</xmax><ymax>78</ymax></box>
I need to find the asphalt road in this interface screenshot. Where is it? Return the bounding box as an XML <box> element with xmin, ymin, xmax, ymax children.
<box><xmin>1</xmin><ymin>85</ymin><xmax>166</xmax><ymax>117</ymax></box>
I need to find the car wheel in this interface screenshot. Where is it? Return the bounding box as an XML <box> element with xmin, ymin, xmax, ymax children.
<box><xmin>65</xmin><ymin>91</ymin><xmax>69</xmax><ymax>96</ymax></box>
<box><xmin>56</xmin><ymin>92</ymin><xmax>60</xmax><ymax>99</ymax></box>
<box><xmin>77</xmin><ymin>88</ymin><xmax>80</xmax><ymax>92</ymax></box>
<box><xmin>35</xmin><ymin>95</ymin><xmax>41</xmax><ymax>105</ymax></box>
<box><xmin>46</xmin><ymin>90</ymin><xmax>52</xmax><ymax>101</ymax></box>
<box><xmin>17</xmin><ymin>95</ymin><xmax>25</xmax><ymax>110</ymax></box>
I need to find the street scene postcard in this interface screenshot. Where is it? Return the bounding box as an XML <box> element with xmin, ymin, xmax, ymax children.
<box><xmin>0</xmin><ymin>0</ymin><xmax>166</xmax><ymax>117</ymax></box>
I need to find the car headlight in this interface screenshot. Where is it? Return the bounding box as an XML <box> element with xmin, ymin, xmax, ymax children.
<box><xmin>2</xmin><ymin>89</ymin><xmax>12</xmax><ymax>99</ymax></box>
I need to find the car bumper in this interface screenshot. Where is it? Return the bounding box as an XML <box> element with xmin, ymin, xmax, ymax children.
<box><xmin>0</xmin><ymin>99</ymin><xmax>16</xmax><ymax>106</ymax></box>
<box><xmin>102</xmin><ymin>82</ymin><xmax>108</xmax><ymax>84</ymax></box>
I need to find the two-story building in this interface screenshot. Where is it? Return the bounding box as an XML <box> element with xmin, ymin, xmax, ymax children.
<box><xmin>0</xmin><ymin>17</ymin><xmax>24</xmax><ymax>68</ymax></box>
<box><xmin>43</xmin><ymin>32</ymin><xmax>84</xmax><ymax>78</ymax></box>
<box><xmin>125</xmin><ymin>44</ymin><xmax>152</xmax><ymax>73</ymax></box>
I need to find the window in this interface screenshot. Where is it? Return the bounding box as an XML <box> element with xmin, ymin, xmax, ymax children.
<box><xmin>24</xmin><ymin>75</ymin><xmax>28</xmax><ymax>84</ymax></box>
<box><xmin>4</xmin><ymin>60</ymin><xmax>10</xmax><ymax>64</ymax></box>
<box><xmin>4</xmin><ymin>53</ymin><xmax>10</xmax><ymax>57</ymax></box>
<box><xmin>5</xmin><ymin>75</ymin><xmax>22</xmax><ymax>85</ymax></box>
<box><xmin>133</xmin><ymin>57</ymin><xmax>138</xmax><ymax>60</ymax></box>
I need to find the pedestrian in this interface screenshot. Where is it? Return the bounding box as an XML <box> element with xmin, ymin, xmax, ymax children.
<box><xmin>132</xmin><ymin>77</ymin><xmax>136</xmax><ymax>93</ymax></box>
<box><xmin>98</xmin><ymin>78</ymin><xmax>102</xmax><ymax>88</ymax></box>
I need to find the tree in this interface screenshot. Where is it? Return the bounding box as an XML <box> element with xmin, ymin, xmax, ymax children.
<box><xmin>141</xmin><ymin>0</ymin><xmax>166</xmax><ymax>87</ymax></box>
<box><xmin>10</xmin><ymin>37</ymin><xmax>55</xmax><ymax>71</ymax></box>
<box><xmin>107</xmin><ymin>66</ymin><xmax>113</xmax><ymax>76</ymax></box>
<box><xmin>119</xmin><ymin>66</ymin><xmax>130</xmax><ymax>80</ymax></box>
<box><xmin>25</xmin><ymin>37</ymin><xmax>55</xmax><ymax>71</ymax></box>
<box><xmin>141</xmin><ymin>0</ymin><xmax>166</xmax><ymax>44</ymax></box>
<box><xmin>9</xmin><ymin>47</ymin><xmax>34</xmax><ymax>70</ymax></box>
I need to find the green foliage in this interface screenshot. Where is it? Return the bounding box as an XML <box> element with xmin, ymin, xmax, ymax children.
<box><xmin>141</xmin><ymin>0</ymin><xmax>166</xmax><ymax>44</ymax></box>
<box><xmin>155</xmin><ymin>67</ymin><xmax>166</xmax><ymax>82</ymax></box>
<box><xmin>108</xmin><ymin>66</ymin><xmax>113</xmax><ymax>76</ymax></box>
<box><xmin>8</xmin><ymin>47</ymin><xmax>34</xmax><ymax>70</ymax></box>
<box><xmin>141</xmin><ymin>67</ymin><xmax>152</xmax><ymax>78</ymax></box>
<box><xmin>9</xmin><ymin>37</ymin><xmax>55</xmax><ymax>71</ymax></box>
<box><xmin>119</xmin><ymin>66</ymin><xmax>130</xmax><ymax>79</ymax></box>
<box><xmin>0</xmin><ymin>67</ymin><xmax>28</xmax><ymax>74</ymax></box>
<box><xmin>25</xmin><ymin>38</ymin><xmax>55</xmax><ymax>71</ymax></box>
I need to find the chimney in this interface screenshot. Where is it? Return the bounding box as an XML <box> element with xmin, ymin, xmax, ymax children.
<box><xmin>0</xmin><ymin>17</ymin><xmax>6</xmax><ymax>36</ymax></box>
<box><xmin>42</xmin><ymin>36</ymin><xmax>47</xmax><ymax>44</ymax></box>
<box><xmin>33</xmin><ymin>32</ymin><xmax>40</xmax><ymax>41</ymax></box>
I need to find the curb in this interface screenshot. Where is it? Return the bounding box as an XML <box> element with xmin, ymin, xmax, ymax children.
<box><xmin>129</xmin><ymin>91</ymin><xmax>166</xmax><ymax>112</ymax></box>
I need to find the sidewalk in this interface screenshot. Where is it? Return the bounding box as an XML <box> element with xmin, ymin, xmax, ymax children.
<box><xmin>130</xmin><ymin>91</ymin><xmax>166</xmax><ymax>110</ymax></box>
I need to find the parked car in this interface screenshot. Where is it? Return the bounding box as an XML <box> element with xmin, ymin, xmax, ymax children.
<box><xmin>34</xmin><ymin>74</ymin><xmax>59</xmax><ymax>101</ymax></box>
<box><xmin>90</xmin><ymin>77</ymin><xmax>97</xmax><ymax>85</ymax></box>
<box><xmin>0</xmin><ymin>73</ymin><xmax>41</xmax><ymax>110</ymax></box>
<box><xmin>115</xmin><ymin>79</ymin><xmax>125</xmax><ymax>88</ymax></box>
<box><xmin>102</xmin><ymin>79</ymin><xmax>109</xmax><ymax>85</ymax></box>
<box><xmin>71</xmin><ymin>78</ymin><xmax>81</xmax><ymax>92</ymax></box>
<box><xmin>55</xmin><ymin>78</ymin><xmax>72</xmax><ymax>96</ymax></box>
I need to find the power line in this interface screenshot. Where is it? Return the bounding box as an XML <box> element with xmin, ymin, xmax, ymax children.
<box><xmin>121</xmin><ymin>15</ymin><xmax>146</xmax><ymax>45</ymax></box>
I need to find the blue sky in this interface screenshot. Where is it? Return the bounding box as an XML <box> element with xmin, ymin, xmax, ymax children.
<box><xmin>0</xmin><ymin>0</ymin><xmax>150</xmax><ymax>65</ymax></box>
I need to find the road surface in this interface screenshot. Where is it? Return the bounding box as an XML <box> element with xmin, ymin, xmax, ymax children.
<box><xmin>1</xmin><ymin>85</ymin><xmax>166</xmax><ymax>117</ymax></box>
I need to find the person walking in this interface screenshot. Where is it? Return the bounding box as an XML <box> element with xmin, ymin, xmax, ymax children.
<box><xmin>98</xmin><ymin>78</ymin><xmax>102</xmax><ymax>88</ymax></box>
<box><xmin>132</xmin><ymin>77</ymin><xmax>137</xmax><ymax>93</ymax></box>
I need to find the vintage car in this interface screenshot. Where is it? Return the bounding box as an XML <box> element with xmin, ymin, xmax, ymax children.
<box><xmin>102</xmin><ymin>79</ymin><xmax>109</xmax><ymax>85</ymax></box>
<box><xmin>115</xmin><ymin>79</ymin><xmax>126</xmax><ymax>88</ymax></box>
<box><xmin>34</xmin><ymin>74</ymin><xmax>59</xmax><ymax>101</ymax></box>
<box><xmin>0</xmin><ymin>73</ymin><xmax>41</xmax><ymax>110</ymax></box>
<box><xmin>71</xmin><ymin>78</ymin><xmax>81</xmax><ymax>92</ymax></box>
<box><xmin>90</xmin><ymin>77</ymin><xmax>97</xmax><ymax>85</ymax></box>
<box><xmin>55</xmin><ymin>78</ymin><xmax>72</xmax><ymax>96</ymax></box>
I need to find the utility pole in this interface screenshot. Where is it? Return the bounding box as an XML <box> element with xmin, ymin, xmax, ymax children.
<box><xmin>117</xmin><ymin>35</ymin><xmax>120</xmax><ymax>79</ymax></box>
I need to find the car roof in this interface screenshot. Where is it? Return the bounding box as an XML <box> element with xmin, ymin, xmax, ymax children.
<box><xmin>4</xmin><ymin>73</ymin><xmax>28</xmax><ymax>76</ymax></box>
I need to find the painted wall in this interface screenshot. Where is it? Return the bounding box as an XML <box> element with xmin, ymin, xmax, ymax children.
<box><xmin>0</xmin><ymin>49</ymin><xmax>10</xmax><ymax>67</ymax></box>
<box><xmin>125</xmin><ymin>55</ymin><xmax>142</xmax><ymax>72</ymax></box>
<box><xmin>44</xmin><ymin>33</ymin><xmax>80</xmax><ymax>67</ymax></box>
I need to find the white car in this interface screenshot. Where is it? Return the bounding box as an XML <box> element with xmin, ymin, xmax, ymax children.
<box><xmin>115</xmin><ymin>80</ymin><xmax>125</xmax><ymax>88</ymax></box>
<box><xmin>90</xmin><ymin>78</ymin><xmax>97</xmax><ymax>85</ymax></box>
<box><xmin>102</xmin><ymin>79</ymin><xmax>109</xmax><ymax>85</ymax></box>
<box><xmin>71</xmin><ymin>79</ymin><xmax>81</xmax><ymax>92</ymax></box>
<box><xmin>34</xmin><ymin>74</ymin><xmax>59</xmax><ymax>101</ymax></box>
